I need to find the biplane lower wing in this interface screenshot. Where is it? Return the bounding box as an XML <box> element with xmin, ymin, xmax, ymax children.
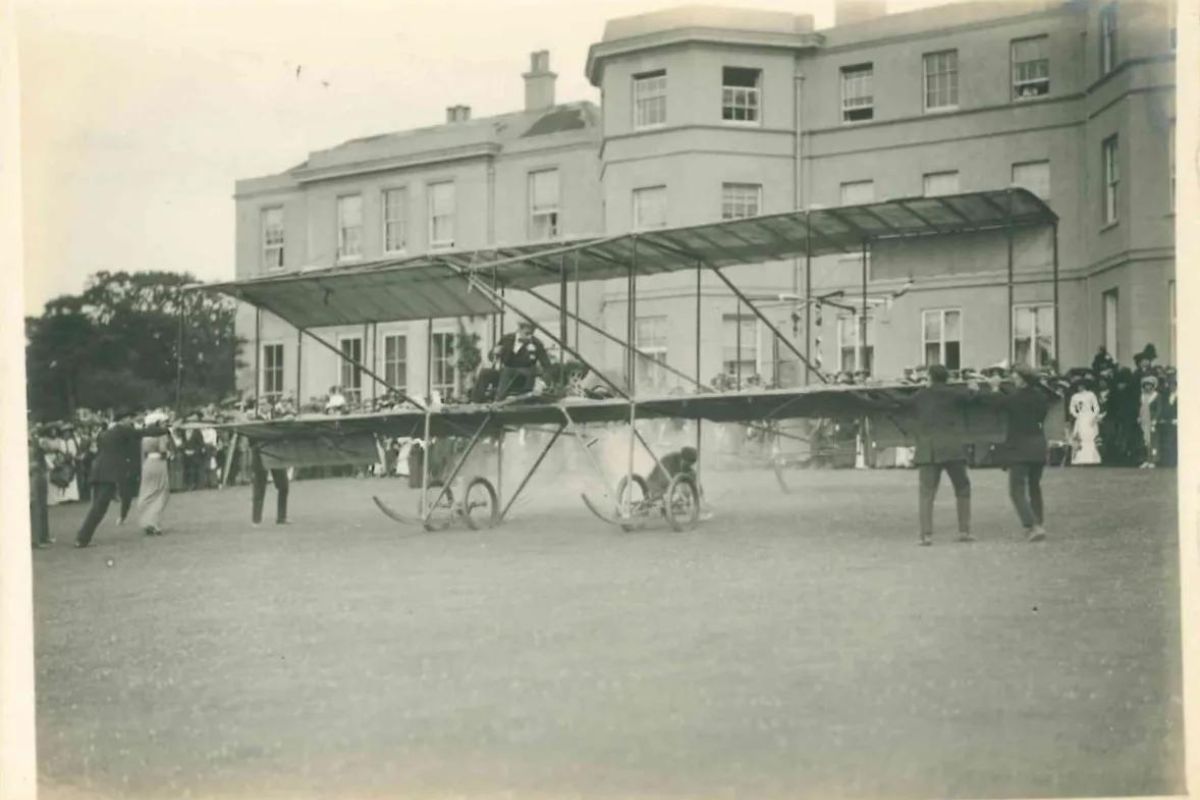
<box><xmin>217</xmin><ymin>382</ymin><xmax>1055</xmax><ymax>470</ymax></box>
<box><xmin>224</xmin><ymin>384</ymin><xmax>926</xmax><ymax>440</ymax></box>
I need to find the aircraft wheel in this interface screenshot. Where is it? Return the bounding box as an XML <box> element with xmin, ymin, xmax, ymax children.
<box><xmin>664</xmin><ymin>473</ymin><xmax>700</xmax><ymax>532</ymax></box>
<box><xmin>420</xmin><ymin>484</ymin><xmax>455</xmax><ymax>532</ymax></box>
<box><xmin>463</xmin><ymin>477</ymin><xmax>499</xmax><ymax>530</ymax></box>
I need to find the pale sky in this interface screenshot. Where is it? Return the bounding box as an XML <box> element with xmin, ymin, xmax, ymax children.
<box><xmin>18</xmin><ymin>0</ymin><xmax>949</xmax><ymax>315</ymax></box>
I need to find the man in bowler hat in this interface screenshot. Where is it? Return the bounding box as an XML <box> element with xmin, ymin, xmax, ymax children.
<box><xmin>74</xmin><ymin>409</ymin><xmax>170</xmax><ymax>548</ymax></box>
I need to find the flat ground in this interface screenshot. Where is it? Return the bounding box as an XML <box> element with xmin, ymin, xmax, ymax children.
<box><xmin>32</xmin><ymin>464</ymin><xmax>1182</xmax><ymax>800</ymax></box>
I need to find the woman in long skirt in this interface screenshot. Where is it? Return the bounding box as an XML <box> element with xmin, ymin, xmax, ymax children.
<box><xmin>1069</xmin><ymin>381</ymin><xmax>1102</xmax><ymax>465</ymax></box>
<box><xmin>137</xmin><ymin>433</ymin><xmax>172</xmax><ymax>536</ymax></box>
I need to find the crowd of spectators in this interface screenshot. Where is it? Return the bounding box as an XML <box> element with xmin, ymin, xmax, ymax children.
<box><xmin>29</xmin><ymin>322</ymin><xmax>1177</xmax><ymax>516</ymax></box>
<box><xmin>27</xmin><ymin>406</ymin><xmax>236</xmax><ymax>511</ymax></box>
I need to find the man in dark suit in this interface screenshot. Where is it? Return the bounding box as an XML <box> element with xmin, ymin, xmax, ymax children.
<box><xmin>116</xmin><ymin>428</ymin><xmax>143</xmax><ymax>525</ymax></box>
<box><xmin>494</xmin><ymin>320</ymin><xmax>552</xmax><ymax>400</ymax></box>
<box><xmin>972</xmin><ymin>364</ymin><xmax>1051</xmax><ymax>542</ymax></box>
<box><xmin>869</xmin><ymin>364</ymin><xmax>975</xmax><ymax>546</ymax></box>
<box><xmin>74</xmin><ymin>409</ymin><xmax>171</xmax><ymax>548</ymax></box>
<box><xmin>249</xmin><ymin>442</ymin><xmax>289</xmax><ymax>526</ymax></box>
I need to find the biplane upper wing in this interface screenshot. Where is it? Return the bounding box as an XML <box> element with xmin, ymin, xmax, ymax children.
<box><xmin>194</xmin><ymin>189</ymin><xmax>1056</xmax><ymax>329</ymax></box>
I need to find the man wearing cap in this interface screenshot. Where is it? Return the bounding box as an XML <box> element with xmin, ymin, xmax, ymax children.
<box><xmin>864</xmin><ymin>363</ymin><xmax>975</xmax><ymax>546</ymax></box>
<box><xmin>970</xmin><ymin>364</ymin><xmax>1051</xmax><ymax>541</ymax></box>
<box><xmin>494</xmin><ymin>320</ymin><xmax>552</xmax><ymax>400</ymax></box>
<box><xmin>645</xmin><ymin>446</ymin><xmax>698</xmax><ymax>500</ymax></box>
<box><xmin>74</xmin><ymin>409</ymin><xmax>171</xmax><ymax>548</ymax></box>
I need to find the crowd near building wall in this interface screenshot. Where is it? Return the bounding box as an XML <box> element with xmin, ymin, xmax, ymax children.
<box><xmin>233</xmin><ymin>0</ymin><xmax>1176</xmax><ymax>402</ymax></box>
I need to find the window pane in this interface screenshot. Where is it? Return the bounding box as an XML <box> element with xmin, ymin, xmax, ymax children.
<box><xmin>1103</xmin><ymin>137</ymin><xmax>1119</xmax><ymax>223</ymax></box>
<box><xmin>943</xmin><ymin>310</ymin><xmax>961</xmax><ymax>340</ymax></box>
<box><xmin>529</xmin><ymin>170</ymin><xmax>560</xmax><ymax>240</ymax></box>
<box><xmin>530</xmin><ymin>170</ymin><xmax>559</xmax><ymax>211</ymax></box>
<box><xmin>924</xmin><ymin>342</ymin><xmax>941</xmax><ymax>366</ymax></box>
<box><xmin>384</xmin><ymin>334</ymin><xmax>407</xmax><ymax>389</ymax></box>
<box><xmin>634</xmin><ymin>71</ymin><xmax>667</xmax><ymax>128</ymax></box>
<box><xmin>430</xmin><ymin>183</ymin><xmax>454</xmax><ymax>215</ymax></box>
<box><xmin>923</xmin><ymin>311</ymin><xmax>940</xmax><ymax>342</ymax></box>
<box><xmin>1036</xmin><ymin>305</ymin><xmax>1054</xmax><ymax>333</ymax></box>
<box><xmin>340</xmin><ymin>338</ymin><xmax>363</xmax><ymax>400</ymax></box>
<box><xmin>430</xmin><ymin>182</ymin><xmax>455</xmax><ymax>247</ymax></box>
<box><xmin>838</xmin><ymin>315</ymin><xmax>857</xmax><ymax>346</ymax></box>
<box><xmin>383</xmin><ymin>189</ymin><xmax>407</xmax><ymax>252</ymax></box>
<box><xmin>721</xmin><ymin>183</ymin><xmax>761</xmax><ymax>220</ymax></box>
<box><xmin>841</xmin><ymin>64</ymin><xmax>874</xmax><ymax>122</ymax></box>
<box><xmin>262</xmin><ymin>207</ymin><xmax>284</xmax><ymax>268</ymax></box>
<box><xmin>339</xmin><ymin>195</ymin><xmax>362</xmax><ymax>226</ymax></box>
<box><xmin>1012</xmin><ymin>35</ymin><xmax>1050</xmax><ymax>98</ymax></box>
<box><xmin>722</xmin><ymin>68</ymin><xmax>761</xmax><ymax>123</ymax></box>
<box><xmin>1014</xmin><ymin>307</ymin><xmax>1033</xmax><ymax>338</ymax></box>
<box><xmin>923</xmin><ymin>50</ymin><xmax>958</xmax><ymax>109</ymax></box>
<box><xmin>1014</xmin><ymin>337</ymin><xmax>1032</xmax><ymax>367</ymax></box>
<box><xmin>338</xmin><ymin>196</ymin><xmax>363</xmax><ymax>259</ymax></box>
<box><xmin>944</xmin><ymin>342</ymin><xmax>961</xmax><ymax>370</ymax></box>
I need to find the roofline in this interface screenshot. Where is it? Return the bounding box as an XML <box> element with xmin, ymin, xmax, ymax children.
<box><xmin>290</xmin><ymin>142</ymin><xmax>503</xmax><ymax>185</ymax></box>
<box><xmin>586</xmin><ymin>27</ymin><xmax>824</xmax><ymax>86</ymax></box>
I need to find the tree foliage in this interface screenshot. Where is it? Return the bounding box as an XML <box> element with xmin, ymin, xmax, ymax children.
<box><xmin>25</xmin><ymin>271</ymin><xmax>243</xmax><ymax>420</ymax></box>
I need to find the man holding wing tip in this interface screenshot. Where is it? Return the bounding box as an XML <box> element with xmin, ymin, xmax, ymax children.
<box><xmin>862</xmin><ymin>363</ymin><xmax>975</xmax><ymax>546</ymax></box>
<box><xmin>969</xmin><ymin>363</ymin><xmax>1051</xmax><ymax>542</ymax></box>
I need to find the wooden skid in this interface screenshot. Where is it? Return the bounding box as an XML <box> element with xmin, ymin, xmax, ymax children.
<box><xmin>372</xmin><ymin>495</ymin><xmax>422</xmax><ymax>526</ymax></box>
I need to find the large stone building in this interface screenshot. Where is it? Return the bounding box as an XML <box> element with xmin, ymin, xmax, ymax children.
<box><xmin>234</xmin><ymin>0</ymin><xmax>1177</xmax><ymax>403</ymax></box>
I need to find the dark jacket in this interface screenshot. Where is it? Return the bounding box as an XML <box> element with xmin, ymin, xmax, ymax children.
<box><xmin>494</xmin><ymin>332</ymin><xmax>551</xmax><ymax>371</ymax></box>
<box><xmin>89</xmin><ymin>424</ymin><xmax>168</xmax><ymax>484</ymax></box>
<box><xmin>887</xmin><ymin>384</ymin><xmax>974</xmax><ymax>465</ymax></box>
<box><xmin>973</xmin><ymin>385</ymin><xmax>1049</xmax><ymax>464</ymax></box>
<box><xmin>649</xmin><ymin>451</ymin><xmax>695</xmax><ymax>484</ymax></box>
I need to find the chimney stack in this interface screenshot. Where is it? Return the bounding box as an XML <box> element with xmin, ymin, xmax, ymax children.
<box><xmin>523</xmin><ymin>50</ymin><xmax>556</xmax><ymax>111</ymax></box>
<box><xmin>834</xmin><ymin>0</ymin><xmax>887</xmax><ymax>26</ymax></box>
<box><xmin>445</xmin><ymin>104</ymin><xmax>472</xmax><ymax>123</ymax></box>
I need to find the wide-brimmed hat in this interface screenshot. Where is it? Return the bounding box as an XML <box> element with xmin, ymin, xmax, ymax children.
<box><xmin>1141</xmin><ymin>375</ymin><xmax>1159</xmax><ymax>389</ymax></box>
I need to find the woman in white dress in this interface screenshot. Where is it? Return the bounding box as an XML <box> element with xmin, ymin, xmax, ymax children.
<box><xmin>136</xmin><ymin>419</ymin><xmax>173</xmax><ymax>536</ymax></box>
<box><xmin>1069</xmin><ymin>382</ymin><xmax>1102</xmax><ymax>465</ymax></box>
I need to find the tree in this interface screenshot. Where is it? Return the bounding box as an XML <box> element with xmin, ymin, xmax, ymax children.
<box><xmin>25</xmin><ymin>271</ymin><xmax>243</xmax><ymax>420</ymax></box>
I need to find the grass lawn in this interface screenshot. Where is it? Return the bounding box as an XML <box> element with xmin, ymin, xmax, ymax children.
<box><xmin>32</xmin><ymin>464</ymin><xmax>1183</xmax><ymax>799</ymax></box>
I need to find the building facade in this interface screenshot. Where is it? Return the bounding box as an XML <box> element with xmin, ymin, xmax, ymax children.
<box><xmin>234</xmin><ymin>0</ymin><xmax>1176</xmax><ymax>402</ymax></box>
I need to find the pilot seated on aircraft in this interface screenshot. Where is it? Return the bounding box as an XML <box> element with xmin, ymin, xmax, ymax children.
<box><xmin>471</xmin><ymin>320</ymin><xmax>553</xmax><ymax>403</ymax></box>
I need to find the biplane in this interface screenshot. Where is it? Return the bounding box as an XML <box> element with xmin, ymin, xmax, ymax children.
<box><xmin>194</xmin><ymin>188</ymin><xmax>1062</xmax><ymax>532</ymax></box>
